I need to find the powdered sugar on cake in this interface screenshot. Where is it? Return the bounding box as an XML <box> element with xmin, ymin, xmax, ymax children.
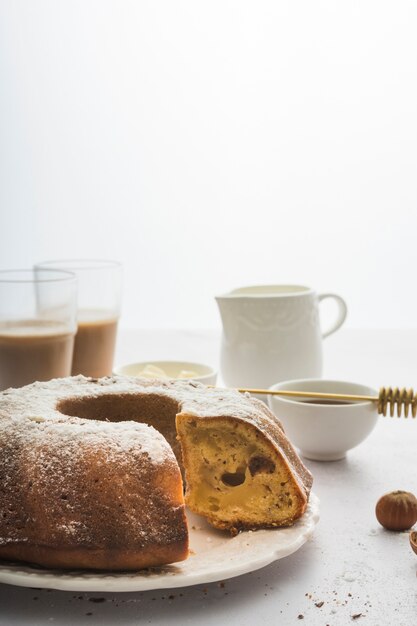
<box><xmin>0</xmin><ymin>375</ymin><xmax>311</xmax><ymax>499</ymax></box>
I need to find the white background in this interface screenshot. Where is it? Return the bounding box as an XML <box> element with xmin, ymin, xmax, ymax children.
<box><xmin>1</xmin><ymin>1</ymin><xmax>416</xmax><ymax>330</ymax></box>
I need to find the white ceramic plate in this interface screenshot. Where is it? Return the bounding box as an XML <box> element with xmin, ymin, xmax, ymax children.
<box><xmin>0</xmin><ymin>494</ymin><xmax>319</xmax><ymax>592</ymax></box>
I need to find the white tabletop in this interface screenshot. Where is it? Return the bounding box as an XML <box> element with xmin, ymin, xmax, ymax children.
<box><xmin>1</xmin><ymin>328</ymin><xmax>416</xmax><ymax>625</ymax></box>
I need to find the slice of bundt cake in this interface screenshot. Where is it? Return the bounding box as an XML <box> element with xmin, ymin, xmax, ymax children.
<box><xmin>176</xmin><ymin>395</ymin><xmax>312</xmax><ymax>533</ymax></box>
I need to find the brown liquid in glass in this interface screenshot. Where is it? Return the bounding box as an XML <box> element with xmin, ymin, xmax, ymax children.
<box><xmin>71</xmin><ymin>313</ymin><xmax>118</xmax><ymax>377</ymax></box>
<box><xmin>0</xmin><ymin>321</ymin><xmax>74</xmax><ymax>391</ymax></box>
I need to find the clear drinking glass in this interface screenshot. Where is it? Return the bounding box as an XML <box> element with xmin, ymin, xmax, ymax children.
<box><xmin>35</xmin><ymin>260</ymin><xmax>122</xmax><ymax>377</ymax></box>
<box><xmin>0</xmin><ymin>269</ymin><xmax>77</xmax><ymax>391</ymax></box>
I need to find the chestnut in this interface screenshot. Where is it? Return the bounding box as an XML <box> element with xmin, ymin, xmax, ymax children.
<box><xmin>375</xmin><ymin>490</ymin><xmax>417</xmax><ymax>531</ymax></box>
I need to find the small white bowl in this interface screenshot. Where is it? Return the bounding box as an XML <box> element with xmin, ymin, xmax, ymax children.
<box><xmin>114</xmin><ymin>360</ymin><xmax>217</xmax><ymax>386</ymax></box>
<box><xmin>268</xmin><ymin>379</ymin><xmax>379</xmax><ymax>461</ymax></box>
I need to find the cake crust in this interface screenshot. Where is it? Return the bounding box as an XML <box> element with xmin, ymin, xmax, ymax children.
<box><xmin>0</xmin><ymin>375</ymin><xmax>312</xmax><ymax>570</ymax></box>
<box><xmin>0</xmin><ymin>376</ymin><xmax>189</xmax><ymax>570</ymax></box>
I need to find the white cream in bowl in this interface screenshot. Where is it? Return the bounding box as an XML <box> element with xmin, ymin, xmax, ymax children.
<box><xmin>114</xmin><ymin>360</ymin><xmax>217</xmax><ymax>386</ymax></box>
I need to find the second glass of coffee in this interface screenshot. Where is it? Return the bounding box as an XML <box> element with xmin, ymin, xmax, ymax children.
<box><xmin>35</xmin><ymin>260</ymin><xmax>122</xmax><ymax>377</ymax></box>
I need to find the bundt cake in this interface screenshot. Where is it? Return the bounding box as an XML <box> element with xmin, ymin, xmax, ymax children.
<box><xmin>0</xmin><ymin>376</ymin><xmax>312</xmax><ymax>570</ymax></box>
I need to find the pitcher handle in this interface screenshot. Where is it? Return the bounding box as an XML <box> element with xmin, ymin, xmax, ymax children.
<box><xmin>318</xmin><ymin>293</ymin><xmax>348</xmax><ymax>339</ymax></box>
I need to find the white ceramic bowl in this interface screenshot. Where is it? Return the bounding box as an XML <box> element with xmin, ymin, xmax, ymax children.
<box><xmin>114</xmin><ymin>360</ymin><xmax>217</xmax><ymax>386</ymax></box>
<box><xmin>268</xmin><ymin>379</ymin><xmax>379</xmax><ymax>461</ymax></box>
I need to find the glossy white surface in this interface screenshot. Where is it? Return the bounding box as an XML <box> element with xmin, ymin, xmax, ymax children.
<box><xmin>1</xmin><ymin>328</ymin><xmax>416</xmax><ymax>625</ymax></box>
<box><xmin>216</xmin><ymin>286</ymin><xmax>347</xmax><ymax>389</ymax></box>
<box><xmin>268</xmin><ymin>379</ymin><xmax>379</xmax><ymax>461</ymax></box>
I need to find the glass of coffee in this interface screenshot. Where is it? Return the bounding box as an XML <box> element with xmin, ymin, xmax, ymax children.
<box><xmin>0</xmin><ymin>269</ymin><xmax>77</xmax><ymax>391</ymax></box>
<box><xmin>35</xmin><ymin>260</ymin><xmax>122</xmax><ymax>377</ymax></box>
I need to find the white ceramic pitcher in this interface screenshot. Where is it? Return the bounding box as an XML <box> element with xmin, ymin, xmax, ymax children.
<box><xmin>216</xmin><ymin>285</ymin><xmax>347</xmax><ymax>389</ymax></box>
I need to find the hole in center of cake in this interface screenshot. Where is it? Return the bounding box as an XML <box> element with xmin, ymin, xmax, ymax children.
<box><xmin>57</xmin><ymin>393</ymin><xmax>182</xmax><ymax>465</ymax></box>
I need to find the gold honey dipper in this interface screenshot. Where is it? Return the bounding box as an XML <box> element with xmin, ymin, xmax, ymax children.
<box><xmin>231</xmin><ymin>386</ymin><xmax>417</xmax><ymax>418</ymax></box>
